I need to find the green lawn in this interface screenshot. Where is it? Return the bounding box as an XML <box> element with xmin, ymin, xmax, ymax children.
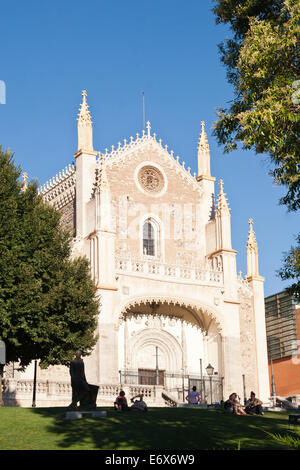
<box><xmin>0</xmin><ymin>407</ymin><xmax>299</xmax><ymax>450</ymax></box>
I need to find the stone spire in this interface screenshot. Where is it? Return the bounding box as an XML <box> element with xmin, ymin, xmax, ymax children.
<box><xmin>21</xmin><ymin>172</ymin><xmax>28</xmax><ymax>192</ymax></box>
<box><xmin>216</xmin><ymin>179</ymin><xmax>230</xmax><ymax>217</ymax></box>
<box><xmin>146</xmin><ymin>121</ymin><xmax>151</xmax><ymax>137</ymax></box>
<box><xmin>78</xmin><ymin>90</ymin><xmax>92</xmax><ymax>125</ymax></box>
<box><xmin>198</xmin><ymin>121</ymin><xmax>209</xmax><ymax>152</ymax></box>
<box><xmin>247</xmin><ymin>218</ymin><xmax>259</xmax><ymax>277</ymax></box>
<box><xmin>197</xmin><ymin>121</ymin><xmax>211</xmax><ymax>178</ymax></box>
<box><xmin>77</xmin><ymin>90</ymin><xmax>94</xmax><ymax>152</ymax></box>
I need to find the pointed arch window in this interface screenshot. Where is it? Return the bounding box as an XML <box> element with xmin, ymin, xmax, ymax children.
<box><xmin>143</xmin><ymin>219</ymin><xmax>155</xmax><ymax>256</ymax></box>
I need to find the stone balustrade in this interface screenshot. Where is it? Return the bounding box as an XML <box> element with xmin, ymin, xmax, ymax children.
<box><xmin>116</xmin><ymin>256</ymin><xmax>223</xmax><ymax>285</ymax></box>
<box><xmin>1</xmin><ymin>379</ymin><xmax>166</xmax><ymax>407</ymax></box>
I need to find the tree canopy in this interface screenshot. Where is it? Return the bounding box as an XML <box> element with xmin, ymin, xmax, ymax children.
<box><xmin>212</xmin><ymin>0</ymin><xmax>300</xmax><ymax>210</ymax></box>
<box><xmin>278</xmin><ymin>234</ymin><xmax>300</xmax><ymax>298</ymax></box>
<box><xmin>212</xmin><ymin>0</ymin><xmax>300</xmax><ymax>298</ymax></box>
<box><xmin>0</xmin><ymin>147</ymin><xmax>99</xmax><ymax>370</ymax></box>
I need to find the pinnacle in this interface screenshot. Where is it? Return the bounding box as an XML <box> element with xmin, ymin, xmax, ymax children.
<box><xmin>247</xmin><ymin>218</ymin><xmax>258</xmax><ymax>251</ymax></box>
<box><xmin>78</xmin><ymin>89</ymin><xmax>92</xmax><ymax>125</ymax></box>
<box><xmin>198</xmin><ymin>120</ymin><xmax>209</xmax><ymax>153</ymax></box>
<box><xmin>21</xmin><ymin>172</ymin><xmax>28</xmax><ymax>192</ymax></box>
<box><xmin>216</xmin><ymin>179</ymin><xmax>230</xmax><ymax>216</ymax></box>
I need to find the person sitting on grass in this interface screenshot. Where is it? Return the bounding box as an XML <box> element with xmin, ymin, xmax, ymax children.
<box><xmin>186</xmin><ymin>386</ymin><xmax>201</xmax><ymax>405</ymax></box>
<box><xmin>114</xmin><ymin>390</ymin><xmax>128</xmax><ymax>412</ymax></box>
<box><xmin>245</xmin><ymin>391</ymin><xmax>264</xmax><ymax>415</ymax></box>
<box><xmin>130</xmin><ymin>394</ymin><xmax>148</xmax><ymax>412</ymax></box>
<box><xmin>224</xmin><ymin>393</ymin><xmax>247</xmax><ymax>415</ymax></box>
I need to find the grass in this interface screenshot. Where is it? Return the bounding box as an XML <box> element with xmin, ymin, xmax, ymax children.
<box><xmin>0</xmin><ymin>407</ymin><xmax>299</xmax><ymax>451</ymax></box>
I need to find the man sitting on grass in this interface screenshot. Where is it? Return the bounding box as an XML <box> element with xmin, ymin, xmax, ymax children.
<box><xmin>245</xmin><ymin>392</ymin><xmax>264</xmax><ymax>415</ymax></box>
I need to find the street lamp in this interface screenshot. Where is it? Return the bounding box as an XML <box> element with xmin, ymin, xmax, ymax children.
<box><xmin>32</xmin><ymin>360</ymin><xmax>37</xmax><ymax>408</ymax></box>
<box><xmin>206</xmin><ymin>364</ymin><xmax>214</xmax><ymax>405</ymax></box>
<box><xmin>270</xmin><ymin>358</ymin><xmax>277</xmax><ymax>407</ymax></box>
<box><xmin>199</xmin><ymin>359</ymin><xmax>203</xmax><ymax>403</ymax></box>
<box><xmin>0</xmin><ymin>341</ymin><xmax>6</xmax><ymax>407</ymax></box>
<box><xmin>206</xmin><ymin>364</ymin><xmax>214</xmax><ymax>376</ymax></box>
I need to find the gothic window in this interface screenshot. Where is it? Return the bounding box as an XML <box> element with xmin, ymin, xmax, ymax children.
<box><xmin>143</xmin><ymin>220</ymin><xmax>155</xmax><ymax>256</ymax></box>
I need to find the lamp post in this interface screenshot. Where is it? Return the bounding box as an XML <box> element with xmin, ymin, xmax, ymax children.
<box><xmin>155</xmin><ymin>346</ymin><xmax>159</xmax><ymax>386</ymax></box>
<box><xmin>270</xmin><ymin>358</ymin><xmax>277</xmax><ymax>407</ymax></box>
<box><xmin>32</xmin><ymin>360</ymin><xmax>37</xmax><ymax>408</ymax></box>
<box><xmin>242</xmin><ymin>374</ymin><xmax>247</xmax><ymax>405</ymax></box>
<box><xmin>0</xmin><ymin>341</ymin><xmax>6</xmax><ymax>407</ymax></box>
<box><xmin>199</xmin><ymin>359</ymin><xmax>203</xmax><ymax>403</ymax></box>
<box><xmin>206</xmin><ymin>363</ymin><xmax>214</xmax><ymax>405</ymax></box>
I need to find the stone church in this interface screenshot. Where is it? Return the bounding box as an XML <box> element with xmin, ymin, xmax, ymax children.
<box><xmin>3</xmin><ymin>91</ymin><xmax>270</xmax><ymax>406</ymax></box>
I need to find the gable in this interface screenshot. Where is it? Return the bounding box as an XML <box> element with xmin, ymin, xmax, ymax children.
<box><xmin>97</xmin><ymin>132</ymin><xmax>211</xmax><ymax>266</ymax></box>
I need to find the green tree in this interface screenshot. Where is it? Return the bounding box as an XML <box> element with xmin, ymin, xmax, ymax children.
<box><xmin>278</xmin><ymin>234</ymin><xmax>300</xmax><ymax>298</ymax></box>
<box><xmin>0</xmin><ymin>147</ymin><xmax>99</xmax><ymax>405</ymax></box>
<box><xmin>212</xmin><ymin>0</ymin><xmax>300</xmax><ymax>296</ymax></box>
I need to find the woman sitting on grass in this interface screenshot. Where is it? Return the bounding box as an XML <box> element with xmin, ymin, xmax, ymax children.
<box><xmin>114</xmin><ymin>390</ymin><xmax>128</xmax><ymax>412</ymax></box>
<box><xmin>130</xmin><ymin>394</ymin><xmax>148</xmax><ymax>412</ymax></box>
<box><xmin>224</xmin><ymin>393</ymin><xmax>247</xmax><ymax>415</ymax></box>
<box><xmin>186</xmin><ymin>386</ymin><xmax>201</xmax><ymax>405</ymax></box>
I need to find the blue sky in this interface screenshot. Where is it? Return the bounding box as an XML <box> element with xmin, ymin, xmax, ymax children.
<box><xmin>0</xmin><ymin>0</ymin><xmax>298</xmax><ymax>296</ymax></box>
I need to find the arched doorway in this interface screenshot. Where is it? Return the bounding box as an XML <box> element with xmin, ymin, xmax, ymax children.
<box><xmin>117</xmin><ymin>298</ymin><xmax>224</xmax><ymax>403</ymax></box>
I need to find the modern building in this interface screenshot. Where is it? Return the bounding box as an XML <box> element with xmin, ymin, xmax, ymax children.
<box><xmin>3</xmin><ymin>91</ymin><xmax>270</xmax><ymax>407</ymax></box>
<box><xmin>265</xmin><ymin>291</ymin><xmax>300</xmax><ymax>400</ymax></box>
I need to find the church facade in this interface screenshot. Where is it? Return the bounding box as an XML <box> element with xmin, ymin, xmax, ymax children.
<box><xmin>3</xmin><ymin>91</ymin><xmax>270</xmax><ymax>406</ymax></box>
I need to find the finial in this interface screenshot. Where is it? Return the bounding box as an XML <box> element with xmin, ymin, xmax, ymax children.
<box><xmin>247</xmin><ymin>217</ymin><xmax>259</xmax><ymax>276</ymax></box>
<box><xmin>146</xmin><ymin>121</ymin><xmax>151</xmax><ymax>136</ymax></box>
<box><xmin>78</xmin><ymin>90</ymin><xmax>92</xmax><ymax>125</ymax></box>
<box><xmin>247</xmin><ymin>218</ymin><xmax>257</xmax><ymax>249</ymax></box>
<box><xmin>219</xmin><ymin>179</ymin><xmax>224</xmax><ymax>193</ymax></box>
<box><xmin>198</xmin><ymin>120</ymin><xmax>210</xmax><ymax>153</ymax></box>
<box><xmin>77</xmin><ymin>89</ymin><xmax>94</xmax><ymax>152</ymax></box>
<box><xmin>21</xmin><ymin>172</ymin><xmax>28</xmax><ymax>192</ymax></box>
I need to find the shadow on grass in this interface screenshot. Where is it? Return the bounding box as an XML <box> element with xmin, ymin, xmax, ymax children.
<box><xmin>33</xmin><ymin>407</ymin><xmax>293</xmax><ymax>451</ymax></box>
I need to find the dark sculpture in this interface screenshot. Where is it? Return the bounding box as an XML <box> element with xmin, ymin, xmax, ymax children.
<box><xmin>68</xmin><ymin>350</ymin><xmax>99</xmax><ymax>411</ymax></box>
